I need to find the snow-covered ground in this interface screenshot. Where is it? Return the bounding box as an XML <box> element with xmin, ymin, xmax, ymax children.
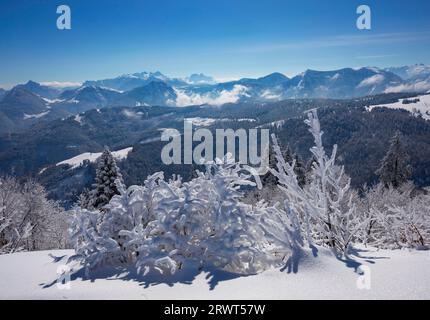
<box><xmin>367</xmin><ymin>94</ymin><xmax>430</xmax><ymax>120</ymax></box>
<box><xmin>56</xmin><ymin>147</ymin><xmax>133</xmax><ymax>169</ymax></box>
<box><xmin>0</xmin><ymin>246</ymin><xmax>429</xmax><ymax>300</ymax></box>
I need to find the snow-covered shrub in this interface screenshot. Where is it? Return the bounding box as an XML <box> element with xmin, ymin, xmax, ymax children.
<box><xmin>70</xmin><ymin>155</ymin><xmax>299</xmax><ymax>275</ymax></box>
<box><xmin>357</xmin><ymin>183</ymin><xmax>430</xmax><ymax>248</ymax></box>
<box><xmin>270</xmin><ymin>109</ymin><xmax>362</xmax><ymax>256</ymax></box>
<box><xmin>120</xmin><ymin>156</ymin><xmax>288</xmax><ymax>275</ymax></box>
<box><xmin>182</xmin><ymin>156</ymin><xmax>275</xmax><ymax>274</ymax></box>
<box><xmin>0</xmin><ymin>176</ymin><xmax>68</xmax><ymax>254</ymax></box>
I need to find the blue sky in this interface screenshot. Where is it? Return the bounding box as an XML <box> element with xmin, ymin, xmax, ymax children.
<box><xmin>0</xmin><ymin>0</ymin><xmax>430</xmax><ymax>87</ymax></box>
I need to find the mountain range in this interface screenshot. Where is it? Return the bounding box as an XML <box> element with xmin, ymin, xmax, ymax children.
<box><xmin>1</xmin><ymin>64</ymin><xmax>430</xmax><ymax>134</ymax></box>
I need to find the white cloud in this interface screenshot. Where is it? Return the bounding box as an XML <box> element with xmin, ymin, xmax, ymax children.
<box><xmin>358</xmin><ymin>74</ymin><xmax>385</xmax><ymax>87</ymax></box>
<box><xmin>40</xmin><ymin>81</ymin><xmax>82</xmax><ymax>88</ymax></box>
<box><xmin>384</xmin><ymin>80</ymin><xmax>430</xmax><ymax>93</ymax></box>
<box><xmin>122</xmin><ymin>109</ymin><xmax>143</xmax><ymax>119</ymax></box>
<box><xmin>260</xmin><ymin>89</ymin><xmax>281</xmax><ymax>100</ymax></box>
<box><xmin>174</xmin><ymin>84</ymin><xmax>249</xmax><ymax>107</ymax></box>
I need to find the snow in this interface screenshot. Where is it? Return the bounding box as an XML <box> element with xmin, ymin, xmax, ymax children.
<box><xmin>42</xmin><ymin>98</ymin><xmax>65</xmax><ymax>104</ymax></box>
<box><xmin>56</xmin><ymin>147</ymin><xmax>133</xmax><ymax>169</ymax></box>
<box><xmin>74</xmin><ymin>114</ymin><xmax>83</xmax><ymax>125</ymax></box>
<box><xmin>367</xmin><ymin>94</ymin><xmax>430</xmax><ymax>120</ymax></box>
<box><xmin>185</xmin><ymin>117</ymin><xmax>256</xmax><ymax>127</ymax></box>
<box><xmin>257</xmin><ymin>119</ymin><xmax>286</xmax><ymax>129</ymax></box>
<box><xmin>123</xmin><ymin>109</ymin><xmax>144</xmax><ymax>118</ymax></box>
<box><xmin>0</xmin><ymin>246</ymin><xmax>429</xmax><ymax>299</ymax></box>
<box><xmin>23</xmin><ymin>111</ymin><xmax>50</xmax><ymax>120</ymax></box>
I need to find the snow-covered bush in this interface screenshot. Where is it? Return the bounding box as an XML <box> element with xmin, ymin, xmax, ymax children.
<box><xmin>120</xmin><ymin>156</ymin><xmax>290</xmax><ymax>275</ymax></box>
<box><xmin>70</xmin><ymin>155</ymin><xmax>299</xmax><ymax>275</ymax></box>
<box><xmin>0</xmin><ymin>176</ymin><xmax>68</xmax><ymax>254</ymax></box>
<box><xmin>357</xmin><ymin>183</ymin><xmax>430</xmax><ymax>248</ymax></box>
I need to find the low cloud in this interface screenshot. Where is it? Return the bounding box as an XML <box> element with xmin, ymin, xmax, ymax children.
<box><xmin>358</xmin><ymin>74</ymin><xmax>385</xmax><ymax>87</ymax></box>
<box><xmin>174</xmin><ymin>84</ymin><xmax>249</xmax><ymax>107</ymax></box>
<box><xmin>384</xmin><ymin>80</ymin><xmax>430</xmax><ymax>93</ymax></box>
<box><xmin>40</xmin><ymin>81</ymin><xmax>82</xmax><ymax>88</ymax></box>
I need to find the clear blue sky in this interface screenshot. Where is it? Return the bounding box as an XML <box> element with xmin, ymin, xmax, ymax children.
<box><xmin>1</xmin><ymin>0</ymin><xmax>430</xmax><ymax>87</ymax></box>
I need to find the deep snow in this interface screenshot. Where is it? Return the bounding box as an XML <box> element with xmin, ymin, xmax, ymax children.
<box><xmin>0</xmin><ymin>246</ymin><xmax>429</xmax><ymax>300</ymax></box>
<box><xmin>368</xmin><ymin>94</ymin><xmax>430</xmax><ymax>120</ymax></box>
<box><xmin>56</xmin><ymin>147</ymin><xmax>133</xmax><ymax>169</ymax></box>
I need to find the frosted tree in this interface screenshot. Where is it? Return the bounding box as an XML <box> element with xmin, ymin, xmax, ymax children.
<box><xmin>1</xmin><ymin>177</ymin><xmax>68</xmax><ymax>254</ymax></box>
<box><xmin>0</xmin><ymin>177</ymin><xmax>31</xmax><ymax>254</ymax></box>
<box><xmin>270</xmin><ymin>109</ymin><xmax>363</xmax><ymax>256</ymax></box>
<box><xmin>376</xmin><ymin>131</ymin><xmax>412</xmax><ymax>188</ymax></box>
<box><xmin>77</xmin><ymin>188</ymin><xmax>92</xmax><ymax>210</ymax></box>
<box><xmin>357</xmin><ymin>183</ymin><xmax>429</xmax><ymax>248</ymax></box>
<box><xmin>89</xmin><ymin>148</ymin><xmax>124</xmax><ymax>210</ymax></box>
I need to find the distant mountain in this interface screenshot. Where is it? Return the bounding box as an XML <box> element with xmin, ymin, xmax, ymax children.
<box><xmin>254</xmin><ymin>72</ymin><xmax>289</xmax><ymax>86</ymax></box>
<box><xmin>0</xmin><ymin>87</ymin><xmax>68</xmax><ymax>134</ymax></box>
<box><xmin>15</xmin><ymin>80</ymin><xmax>61</xmax><ymax>100</ymax></box>
<box><xmin>384</xmin><ymin>64</ymin><xmax>430</xmax><ymax>93</ymax></box>
<box><xmin>1</xmin><ymin>87</ymin><xmax>50</xmax><ymax>117</ymax></box>
<box><xmin>126</xmin><ymin>81</ymin><xmax>177</xmax><ymax>106</ymax></box>
<box><xmin>186</xmin><ymin>73</ymin><xmax>215</xmax><ymax>85</ymax></box>
<box><xmin>3</xmin><ymin>66</ymin><xmax>430</xmax><ymax>128</ymax></box>
<box><xmin>56</xmin><ymin>85</ymin><xmax>134</xmax><ymax>113</ymax></box>
<box><xmin>83</xmin><ymin>71</ymin><xmax>188</xmax><ymax>91</ymax></box>
<box><xmin>385</xmin><ymin>64</ymin><xmax>430</xmax><ymax>80</ymax></box>
<box><xmin>0</xmin><ymin>88</ymin><xmax>6</xmax><ymax>101</ymax></box>
<box><xmin>282</xmin><ymin>67</ymin><xmax>403</xmax><ymax>99</ymax></box>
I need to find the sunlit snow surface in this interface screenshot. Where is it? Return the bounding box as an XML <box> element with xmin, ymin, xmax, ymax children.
<box><xmin>56</xmin><ymin>147</ymin><xmax>133</xmax><ymax>169</ymax></box>
<box><xmin>0</xmin><ymin>246</ymin><xmax>429</xmax><ymax>299</ymax></box>
<box><xmin>367</xmin><ymin>94</ymin><xmax>430</xmax><ymax>120</ymax></box>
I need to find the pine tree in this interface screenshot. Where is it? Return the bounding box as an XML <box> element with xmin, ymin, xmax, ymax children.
<box><xmin>376</xmin><ymin>132</ymin><xmax>412</xmax><ymax>188</ymax></box>
<box><xmin>261</xmin><ymin>145</ymin><xmax>278</xmax><ymax>187</ymax></box>
<box><xmin>293</xmin><ymin>153</ymin><xmax>307</xmax><ymax>188</ymax></box>
<box><xmin>89</xmin><ymin>148</ymin><xmax>123</xmax><ymax>209</ymax></box>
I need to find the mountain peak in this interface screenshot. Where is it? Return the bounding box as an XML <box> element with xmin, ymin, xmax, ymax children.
<box><xmin>186</xmin><ymin>73</ymin><xmax>215</xmax><ymax>84</ymax></box>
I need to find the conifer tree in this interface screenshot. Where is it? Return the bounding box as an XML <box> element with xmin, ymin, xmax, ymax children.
<box><xmin>89</xmin><ymin>148</ymin><xmax>123</xmax><ymax>209</ymax></box>
<box><xmin>293</xmin><ymin>153</ymin><xmax>307</xmax><ymax>188</ymax></box>
<box><xmin>376</xmin><ymin>132</ymin><xmax>412</xmax><ymax>188</ymax></box>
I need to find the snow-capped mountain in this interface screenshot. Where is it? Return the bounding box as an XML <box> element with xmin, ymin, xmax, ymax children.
<box><xmin>83</xmin><ymin>71</ymin><xmax>188</xmax><ymax>91</ymax></box>
<box><xmin>126</xmin><ymin>81</ymin><xmax>177</xmax><ymax>106</ymax></box>
<box><xmin>0</xmin><ymin>87</ymin><xmax>68</xmax><ymax>133</ymax></box>
<box><xmin>282</xmin><ymin>67</ymin><xmax>404</xmax><ymax>98</ymax></box>
<box><xmin>15</xmin><ymin>80</ymin><xmax>61</xmax><ymax>100</ymax></box>
<box><xmin>383</xmin><ymin>64</ymin><xmax>430</xmax><ymax>93</ymax></box>
<box><xmin>3</xmin><ymin>65</ymin><xmax>430</xmax><ymax>132</ymax></box>
<box><xmin>185</xmin><ymin>73</ymin><xmax>215</xmax><ymax>85</ymax></box>
<box><xmin>385</xmin><ymin>64</ymin><xmax>430</xmax><ymax>80</ymax></box>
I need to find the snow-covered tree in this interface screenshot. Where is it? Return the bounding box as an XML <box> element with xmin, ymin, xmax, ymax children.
<box><xmin>89</xmin><ymin>148</ymin><xmax>123</xmax><ymax>209</ymax></box>
<box><xmin>376</xmin><ymin>131</ymin><xmax>412</xmax><ymax>188</ymax></box>
<box><xmin>357</xmin><ymin>183</ymin><xmax>430</xmax><ymax>249</ymax></box>
<box><xmin>0</xmin><ymin>176</ymin><xmax>68</xmax><ymax>254</ymax></box>
<box><xmin>270</xmin><ymin>109</ymin><xmax>362</xmax><ymax>256</ymax></box>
